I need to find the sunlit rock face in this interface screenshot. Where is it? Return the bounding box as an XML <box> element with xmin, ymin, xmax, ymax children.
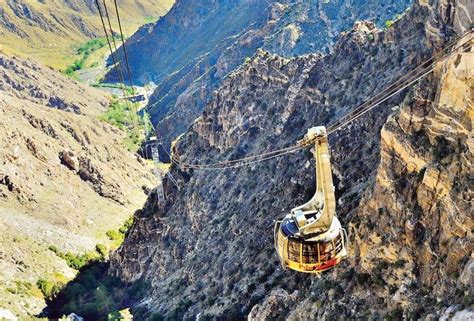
<box><xmin>0</xmin><ymin>53</ymin><xmax>154</xmax><ymax>316</ymax></box>
<box><xmin>110</xmin><ymin>0</ymin><xmax>473</xmax><ymax>319</ymax></box>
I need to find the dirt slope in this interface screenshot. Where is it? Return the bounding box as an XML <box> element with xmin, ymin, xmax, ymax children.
<box><xmin>0</xmin><ymin>53</ymin><xmax>154</xmax><ymax>318</ymax></box>
<box><xmin>0</xmin><ymin>0</ymin><xmax>174</xmax><ymax>69</ymax></box>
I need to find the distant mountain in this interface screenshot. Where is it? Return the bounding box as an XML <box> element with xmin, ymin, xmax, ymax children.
<box><xmin>106</xmin><ymin>0</ymin><xmax>282</xmax><ymax>84</ymax></box>
<box><xmin>106</xmin><ymin>0</ymin><xmax>412</xmax><ymax>148</ymax></box>
<box><xmin>0</xmin><ymin>0</ymin><xmax>173</xmax><ymax>69</ymax></box>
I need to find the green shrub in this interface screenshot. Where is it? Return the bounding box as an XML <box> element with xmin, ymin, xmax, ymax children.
<box><xmin>77</xmin><ymin>38</ymin><xmax>108</xmax><ymax>55</ymax></box>
<box><xmin>120</xmin><ymin>216</ymin><xmax>134</xmax><ymax>234</ymax></box>
<box><xmin>63</xmin><ymin>37</ymin><xmax>113</xmax><ymax>76</ymax></box>
<box><xmin>100</xmin><ymin>99</ymin><xmax>129</xmax><ymax>129</ymax></box>
<box><xmin>63</xmin><ymin>59</ymin><xmax>84</xmax><ymax>75</ymax></box>
<box><xmin>48</xmin><ymin>245</ymin><xmax>60</xmax><ymax>255</ymax></box>
<box><xmin>99</xmin><ymin>99</ymin><xmax>143</xmax><ymax>151</ymax></box>
<box><xmin>37</xmin><ymin>278</ymin><xmax>63</xmax><ymax>299</ymax></box>
<box><xmin>63</xmin><ymin>252</ymin><xmax>97</xmax><ymax>270</ymax></box>
<box><xmin>107</xmin><ymin>216</ymin><xmax>134</xmax><ymax>246</ymax></box>
<box><xmin>96</xmin><ymin>244</ymin><xmax>108</xmax><ymax>259</ymax></box>
<box><xmin>49</xmin><ymin>246</ymin><xmax>99</xmax><ymax>270</ymax></box>
<box><xmin>107</xmin><ymin>229</ymin><xmax>124</xmax><ymax>243</ymax></box>
<box><xmin>385</xmin><ymin>20</ymin><xmax>394</xmax><ymax>29</ymax></box>
<box><xmin>44</xmin><ymin>216</ymin><xmax>137</xmax><ymax>317</ymax></box>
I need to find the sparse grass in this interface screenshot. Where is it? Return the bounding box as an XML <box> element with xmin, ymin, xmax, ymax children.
<box><xmin>106</xmin><ymin>216</ymin><xmax>134</xmax><ymax>248</ymax></box>
<box><xmin>63</xmin><ymin>37</ymin><xmax>118</xmax><ymax>76</ymax></box>
<box><xmin>6</xmin><ymin>280</ymin><xmax>40</xmax><ymax>297</ymax></box>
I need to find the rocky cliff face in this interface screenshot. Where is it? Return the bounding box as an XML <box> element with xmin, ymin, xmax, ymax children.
<box><xmin>342</xmin><ymin>41</ymin><xmax>473</xmax><ymax>319</ymax></box>
<box><xmin>110</xmin><ymin>0</ymin><xmax>472</xmax><ymax>319</ymax></box>
<box><xmin>0</xmin><ymin>53</ymin><xmax>154</xmax><ymax>317</ymax></box>
<box><xmin>263</xmin><ymin>0</ymin><xmax>412</xmax><ymax>56</ymax></box>
<box><xmin>109</xmin><ymin>0</ymin><xmax>411</xmax><ymax>149</ymax></box>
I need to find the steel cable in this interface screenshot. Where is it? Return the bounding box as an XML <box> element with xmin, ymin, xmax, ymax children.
<box><xmin>170</xmin><ymin>30</ymin><xmax>472</xmax><ymax>170</ymax></box>
<box><xmin>97</xmin><ymin>0</ymin><xmax>139</xmax><ymax>137</ymax></box>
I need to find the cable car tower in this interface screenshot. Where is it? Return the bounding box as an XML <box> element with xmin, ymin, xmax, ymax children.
<box><xmin>275</xmin><ymin>126</ymin><xmax>348</xmax><ymax>273</ymax></box>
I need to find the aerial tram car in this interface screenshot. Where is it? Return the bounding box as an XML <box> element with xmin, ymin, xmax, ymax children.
<box><xmin>274</xmin><ymin>126</ymin><xmax>348</xmax><ymax>273</ymax></box>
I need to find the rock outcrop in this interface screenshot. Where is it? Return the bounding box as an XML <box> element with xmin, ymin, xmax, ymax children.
<box><xmin>0</xmin><ymin>53</ymin><xmax>108</xmax><ymax>115</ymax></box>
<box><xmin>348</xmin><ymin>38</ymin><xmax>473</xmax><ymax>316</ymax></box>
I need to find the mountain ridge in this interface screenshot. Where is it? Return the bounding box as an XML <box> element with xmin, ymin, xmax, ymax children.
<box><xmin>109</xmin><ymin>0</ymin><xmax>412</xmax><ymax>150</ymax></box>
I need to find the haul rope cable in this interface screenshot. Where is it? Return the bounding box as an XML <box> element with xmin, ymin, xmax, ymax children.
<box><xmin>164</xmin><ymin>143</ymin><xmax>304</xmax><ymax>171</ymax></box>
<box><xmin>172</xmin><ymin>30</ymin><xmax>472</xmax><ymax>169</ymax></box>
<box><xmin>113</xmin><ymin>0</ymin><xmax>135</xmax><ymax>90</ymax></box>
<box><xmin>102</xmin><ymin>0</ymin><xmax>139</xmax><ymax>136</ymax></box>
<box><xmin>95</xmin><ymin>0</ymin><xmax>139</xmax><ymax>137</ymax></box>
<box><xmin>96</xmin><ymin>0</ymin><xmax>137</xmax><ymax>134</ymax></box>
<box><xmin>112</xmin><ymin>0</ymin><xmax>143</xmax><ymax>132</ymax></box>
<box><xmin>327</xmin><ymin>30</ymin><xmax>473</xmax><ymax>135</ymax></box>
<box><xmin>173</xmin><ymin>43</ymin><xmax>470</xmax><ymax>170</ymax></box>
<box><xmin>179</xmin><ymin>48</ymin><xmax>471</xmax><ymax>170</ymax></box>
<box><xmin>169</xmin><ymin>30</ymin><xmax>472</xmax><ymax>170</ymax></box>
<box><xmin>172</xmin><ymin>31</ymin><xmax>473</xmax><ymax>170</ymax></box>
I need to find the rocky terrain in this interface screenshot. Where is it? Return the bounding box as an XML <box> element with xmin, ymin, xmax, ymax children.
<box><xmin>0</xmin><ymin>53</ymin><xmax>154</xmax><ymax>318</ymax></box>
<box><xmin>110</xmin><ymin>0</ymin><xmax>473</xmax><ymax>319</ymax></box>
<box><xmin>0</xmin><ymin>0</ymin><xmax>173</xmax><ymax>69</ymax></box>
<box><xmin>107</xmin><ymin>0</ymin><xmax>412</xmax><ymax>148</ymax></box>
